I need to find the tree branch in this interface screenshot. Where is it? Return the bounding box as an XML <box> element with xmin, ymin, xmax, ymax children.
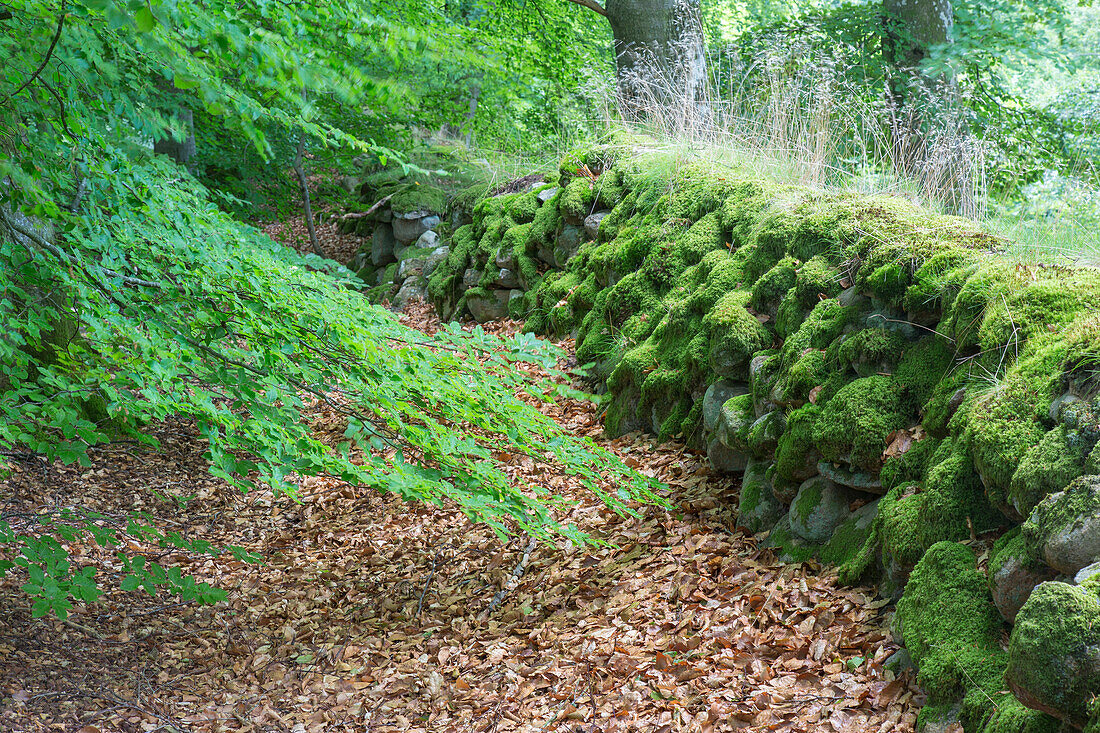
<box><xmin>4</xmin><ymin>0</ymin><xmax>67</xmax><ymax>101</ymax></box>
<box><xmin>561</xmin><ymin>0</ymin><xmax>607</xmax><ymax>17</ymax></box>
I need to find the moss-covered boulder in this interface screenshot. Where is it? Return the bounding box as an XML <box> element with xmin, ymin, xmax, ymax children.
<box><xmin>788</xmin><ymin>476</ymin><xmax>853</xmax><ymax>543</ymax></box>
<box><xmin>988</xmin><ymin>529</ymin><xmax>1057</xmax><ymax>624</ymax></box>
<box><xmin>897</xmin><ymin>542</ymin><xmax>1054</xmax><ymax>732</ymax></box>
<box><xmin>1007</xmin><ymin>581</ymin><xmax>1100</xmax><ymax>728</ymax></box>
<box><xmin>1023</xmin><ymin>475</ymin><xmax>1100</xmax><ymax>575</ymax></box>
<box><xmin>813</xmin><ymin>376</ymin><xmax>911</xmax><ymax>473</ymax></box>
<box><xmin>737</xmin><ymin>459</ymin><xmax>784</xmax><ymax>532</ymax></box>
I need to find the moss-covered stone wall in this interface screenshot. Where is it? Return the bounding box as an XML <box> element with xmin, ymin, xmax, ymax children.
<box><xmin>353</xmin><ymin>138</ymin><xmax>1100</xmax><ymax>733</ymax></box>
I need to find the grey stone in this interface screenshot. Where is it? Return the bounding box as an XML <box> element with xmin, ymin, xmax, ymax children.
<box><xmin>788</xmin><ymin>476</ymin><xmax>851</xmax><ymax>544</ymax></box>
<box><xmin>553</xmin><ymin>225</ymin><xmax>585</xmax><ymax>267</ymax></box>
<box><xmin>495</xmin><ymin>268</ymin><xmax>519</xmax><ymax>289</ymax></box>
<box><xmin>1025</xmin><ymin>475</ymin><xmax>1100</xmax><ymax>575</ymax></box>
<box><xmin>392</xmin><ymin>278</ymin><xmax>427</xmax><ymax>309</ymax></box>
<box><xmin>462</xmin><ymin>268</ymin><xmax>482</xmax><ymax>291</ymax></box>
<box><xmin>707</xmin><ymin>437</ymin><xmax>749</xmax><ymax>474</ymax></box>
<box><xmin>836</xmin><ymin>286</ymin><xmax>869</xmax><ymax>309</ymax></box>
<box><xmin>422</xmin><ymin>246</ymin><xmax>450</xmax><ymax>278</ymax></box>
<box><xmin>415</xmin><ymin>229</ymin><xmax>440</xmax><ymax>249</ymax></box>
<box><xmin>536</xmin><ymin>186</ymin><xmax>559</xmax><ymax>204</ymax></box>
<box><xmin>396</xmin><ymin>257</ymin><xmax>425</xmax><ymax>282</ymax></box>
<box><xmin>884</xmin><ymin>649</ymin><xmax>913</xmax><ymax>676</ymax></box>
<box><xmin>584</xmin><ymin>211</ymin><xmax>611</xmax><ymax>240</ymax></box>
<box><xmin>817</xmin><ymin>461</ymin><xmax>885</xmax><ymax>495</ymax></box>
<box><xmin>466</xmin><ymin>289</ymin><xmax>511</xmax><ymax>323</ymax></box>
<box><xmin>392</xmin><ymin>213</ymin><xmax>441</xmax><ymax>244</ymax></box>
<box><xmin>864</xmin><ymin>309</ymin><xmax>921</xmax><ymax>340</ymax></box>
<box><xmin>495</xmin><ymin>247</ymin><xmax>516</xmax><ymax>271</ymax></box>
<box><xmin>771</xmin><ymin>474</ymin><xmax>802</xmax><ymax>505</ymax></box>
<box><xmin>990</xmin><ymin>551</ymin><xmax>1056</xmax><ymax>624</ymax></box>
<box><xmin>702</xmin><ymin>380</ymin><xmax>750</xmax><ymax>434</ymax></box>
<box><xmin>1048</xmin><ymin>392</ymin><xmax>1082</xmax><ymax>423</ymax></box>
<box><xmin>371</xmin><ymin>223</ymin><xmax>396</xmax><ymax>267</ymax></box>
<box><xmin>1074</xmin><ymin>560</ymin><xmax>1100</xmax><ymax>585</ymax></box>
<box><xmin>737</xmin><ymin>459</ymin><xmax>783</xmax><ymax>533</ymax></box>
<box><xmin>716</xmin><ymin>397</ymin><xmax>755</xmax><ymax>453</ymax></box>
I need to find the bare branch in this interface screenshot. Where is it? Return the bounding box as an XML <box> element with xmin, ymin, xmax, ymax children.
<box><xmin>561</xmin><ymin>0</ymin><xmax>607</xmax><ymax>16</ymax></box>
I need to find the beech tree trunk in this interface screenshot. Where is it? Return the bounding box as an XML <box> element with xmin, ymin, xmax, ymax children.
<box><xmin>882</xmin><ymin>0</ymin><xmax>955</xmax><ymax>173</ymax></box>
<box><xmin>153</xmin><ymin>107</ymin><xmax>196</xmax><ymax>165</ymax></box>
<box><xmin>604</xmin><ymin>0</ymin><xmax>706</xmax><ymax>122</ymax></box>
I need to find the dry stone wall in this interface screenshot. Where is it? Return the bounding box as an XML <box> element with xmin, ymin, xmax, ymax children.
<box><xmin>350</xmin><ymin>140</ymin><xmax>1100</xmax><ymax>733</ymax></box>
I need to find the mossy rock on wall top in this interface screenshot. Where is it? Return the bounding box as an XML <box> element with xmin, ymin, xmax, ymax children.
<box><xmin>422</xmin><ymin>134</ymin><xmax>1100</xmax><ymax>731</ymax></box>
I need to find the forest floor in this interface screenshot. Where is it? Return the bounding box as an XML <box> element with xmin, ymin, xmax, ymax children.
<box><xmin>0</xmin><ymin>214</ymin><xmax>923</xmax><ymax>733</ymax></box>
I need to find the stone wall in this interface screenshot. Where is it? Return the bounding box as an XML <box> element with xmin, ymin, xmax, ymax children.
<box><xmin>350</xmin><ymin>139</ymin><xmax>1100</xmax><ymax>733</ymax></box>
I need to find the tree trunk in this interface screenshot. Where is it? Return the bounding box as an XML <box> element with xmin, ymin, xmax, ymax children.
<box><xmin>293</xmin><ymin>133</ymin><xmax>325</xmax><ymax>258</ymax></box>
<box><xmin>882</xmin><ymin>0</ymin><xmax>954</xmax><ymax>167</ymax></box>
<box><xmin>604</xmin><ymin>0</ymin><xmax>706</xmax><ymax>124</ymax></box>
<box><xmin>153</xmin><ymin>107</ymin><xmax>196</xmax><ymax>165</ymax></box>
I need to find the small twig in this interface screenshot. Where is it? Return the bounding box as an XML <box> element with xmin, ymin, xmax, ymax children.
<box><xmin>486</xmin><ymin>535</ymin><xmax>537</xmax><ymax>616</ymax></box>
<box><xmin>416</xmin><ymin>549</ymin><xmax>442</xmax><ymax>617</ymax></box>
<box><xmin>61</xmin><ymin>618</ymin><xmax>104</xmax><ymax>640</ymax></box>
<box><xmin>337</xmin><ymin>194</ymin><xmax>393</xmax><ymax>221</ymax></box>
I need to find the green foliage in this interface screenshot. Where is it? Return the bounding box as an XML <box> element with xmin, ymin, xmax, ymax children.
<box><xmin>0</xmin><ymin>0</ymin><xmax>662</xmax><ymax>620</ymax></box>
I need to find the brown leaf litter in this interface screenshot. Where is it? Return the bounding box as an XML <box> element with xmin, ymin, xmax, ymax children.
<box><xmin>0</xmin><ymin>298</ymin><xmax>922</xmax><ymax>733</ymax></box>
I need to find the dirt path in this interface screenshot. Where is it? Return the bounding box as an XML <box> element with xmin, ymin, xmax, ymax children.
<box><xmin>0</xmin><ymin>305</ymin><xmax>921</xmax><ymax>733</ymax></box>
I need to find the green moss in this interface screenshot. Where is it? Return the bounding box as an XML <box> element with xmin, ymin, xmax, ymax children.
<box><xmin>834</xmin><ymin>328</ymin><xmax>907</xmax><ymax>377</ymax></box>
<box><xmin>897</xmin><ymin>541</ymin><xmax>1012</xmax><ymax>732</ymax></box>
<box><xmin>703</xmin><ymin>290</ymin><xmax>773</xmax><ymax>377</ymax></box>
<box><xmin>917</xmin><ymin>438</ymin><xmax>1004</xmax><ymax>551</ymax></box>
<box><xmin>528</xmin><ymin>192</ymin><xmax>562</xmax><ymax>248</ymax></box>
<box><xmin>880</xmin><ymin>435</ymin><xmax>939</xmax><ymax>492</ymax></box>
<box><xmin>777</xmin><ymin>349</ymin><xmax>826</xmax><ymax>404</ymax></box>
<box><xmin>780</xmin><ymin>299</ymin><xmax>853</xmax><ymax>368</ymax></box>
<box><xmin>504</xmin><ymin>191</ymin><xmax>539</xmax><ymax>224</ymax></box>
<box><xmin>389</xmin><ymin>182</ymin><xmax>449</xmax><ymax>215</ymax></box>
<box><xmin>903</xmin><ymin>249</ymin><xmax>980</xmax><ymax>315</ymax></box>
<box><xmin>964</xmin><ymin>354</ymin><xmax>1061</xmax><ymax>515</ymax></box>
<box><xmin>820</xmin><ymin>502</ymin><xmax>878</xmax><ymax>566</ymax></box>
<box><xmin>988</xmin><ymin>529</ymin><xmax>1044</xmax><ymax>589</ymax></box>
<box><xmin>559</xmin><ymin>177</ymin><xmax>598</xmax><ymax>222</ymax></box>
<box><xmin>1007</xmin><ymin>581</ymin><xmax>1100</xmax><ymax>728</ymax></box>
<box><xmin>1009</xmin><ymin>425</ymin><xmax>1086</xmax><ymax>518</ymax></box>
<box><xmin>878</xmin><ymin>484</ymin><xmax>927</xmax><ymax>570</ymax></box>
<box><xmin>677</xmin><ymin>211</ymin><xmax>725</xmax><ymax>263</ymax></box>
<box><xmin>813</xmin><ymin>375</ymin><xmax>910</xmax><ymax>472</ymax></box>
<box><xmin>751</xmin><ymin>256</ymin><xmax>799</xmax><ymax>313</ymax></box>
<box><xmin>1022</xmin><ymin>475</ymin><xmax>1100</xmax><ymax>565</ymax></box>
<box><xmin>775</xmin><ymin>405</ymin><xmax>821</xmax><ymax>483</ymax></box>
<box><xmin>864</xmin><ymin>262</ymin><xmax>909</xmax><ymax>303</ymax></box>
<box><xmin>893</xmin><ymin>335</ymin><xmax>955</xmax><ymax>409</ymax></box>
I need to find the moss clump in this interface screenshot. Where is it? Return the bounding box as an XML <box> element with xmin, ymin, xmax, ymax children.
<box><xmin>504</xmin><ymin>191</ymin><xmax>540</xmax><ymax>224</ymax></box>
<box><xmin>820</xmin><ymin>502</ymin><xmax>879</xmax><ymax>566</ymax></box>
<box><xmin>903</xmin><ymin>249</ymin><xmax>980</xmax><ymax>315</ymax></box>
<box><xmin>751</xmin><ymin>256</ymin><xmax>799</xmax><ymax>313</ymax></box>
<box><xmin>813</xmin><ymin>376</ymin><xmax>910</xmax><ymax>472</ymax></box>
<box><xmin>703</xmin><ymin>290</ymin><xmax>773</xmax><ymax>378</ymax></box>
<box><xmin>877</xmin><ymin>483</ymin><xmax>927</xmax><ymax>571</ymax></box>
<box><xmin>880</xmin><ymin>435</ymin><xmax>939</xmax><ymax>492</ymax></box>
<box><xmin>1022</xmin><ymin>475</ymin><xmax>1100</xmax><ymax>572</ymax></box>
<box><xmin>896</xmin><ymin>541</ymin><xmax>1014</xmax><ymax>732</ymax></box>
<box><xmin>864</xmin><ymin>262</ymin><xmax>909</xmax><ymax>303</ymax></box>
<box><xmin>964</xmin><ymin>354</ymin><xmax>1061</xmax><ymax>517</ymax></box>
<box><xmin>559</xmin><ymin>177</ymin><xmax>598</xmax><ymax>222</ymax></box>
<box><xmin>1009</xmin><ymin>425</ymin><xmax>1086</xmax><ymax>518</ymax></box>
<box><xmin>774</xmin><ymin>405</ymin><xmax>821</xmax><ymax>483</ymax></box>
<box><xmin>1007</xmin><ymin>581</ymin><xmax>1100</xmax><ymax>729</ymax></box>
<box><xmin>893</xmin><ymin>335</ymin><xmax>955</xmax><ymax>410</ymax></box>
<box><xmin>916</xmin><ymin>438</ymin><xmax>1004</xmax><ymax>551</ymax></box>
<box><xmin>776</xmin><ymin>349</ymin><xmax>827</xmax><ymax>405</ymax></box>
<box><xmin>834</xmin><ymin>328</ymin><xmax>907</xmax><ymax>377</ymax></box>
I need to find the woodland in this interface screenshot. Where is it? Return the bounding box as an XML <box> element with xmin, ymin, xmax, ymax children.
<box><xmin>2</xmin><ymin>0</ymin><xmax>1100</xmax><ymax>731</ymax></box>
